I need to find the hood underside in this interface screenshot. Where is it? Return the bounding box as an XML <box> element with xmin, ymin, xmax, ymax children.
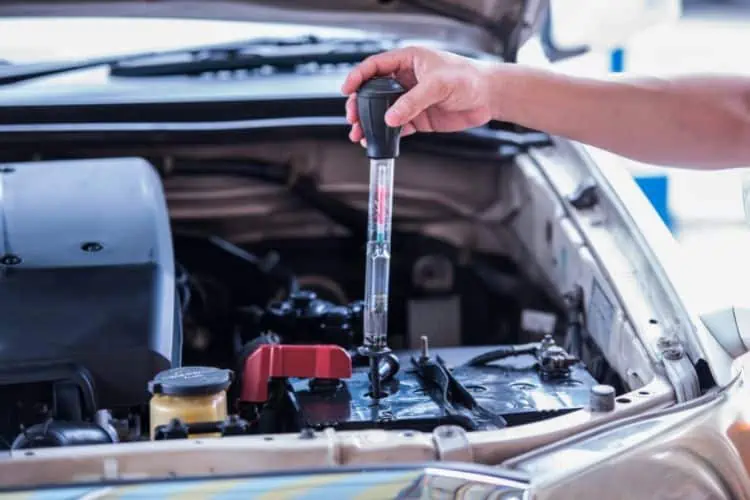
<box><xmin>0</xmin><ymin>0</ymin><xmax>549</xmax><ymax>60</ymax></box>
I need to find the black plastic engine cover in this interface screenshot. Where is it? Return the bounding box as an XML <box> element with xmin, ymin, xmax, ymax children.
<box><xmin>0</xmin><ymin>158</ymin><xmax>180</xmax><ymax>412</ymax></box>
<box><xmin>291</xmin><ymin>347</ymin><xmax>597</xmax><ymax>432</ymax></box>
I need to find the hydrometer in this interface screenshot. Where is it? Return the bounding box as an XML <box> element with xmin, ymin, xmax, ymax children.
<box><xmin>356</xmin><ymin>77</ymin><xmax>404</xmax><ymax>400</ymax></box>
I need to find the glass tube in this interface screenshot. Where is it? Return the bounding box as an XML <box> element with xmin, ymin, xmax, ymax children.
<box><xmin>363</xmin><ymin>158</ymin><xmax>394</xmax><ymax>352</ymax></box>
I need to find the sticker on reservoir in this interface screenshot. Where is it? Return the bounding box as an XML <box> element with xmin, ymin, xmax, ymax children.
<box><xmin>588</xmin><ymin>279</ymin><xmax>615</xmax><ymax>344</ymax></box>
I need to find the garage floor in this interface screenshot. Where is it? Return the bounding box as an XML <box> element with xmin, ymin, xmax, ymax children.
<box><xmin>618</xmin><ymin>3</ymin><xmax>750</xmax><ymax>305</ymax></box>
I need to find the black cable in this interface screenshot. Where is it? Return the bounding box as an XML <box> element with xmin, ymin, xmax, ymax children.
<box><xmin>464</xmin><ymin>343</ymin><xmax>538</xmax><ymax>367</ymax></box>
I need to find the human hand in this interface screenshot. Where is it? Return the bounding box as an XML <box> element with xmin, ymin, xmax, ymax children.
<box><xmin>341</xmin><ymin>46</ymin><xmax>496</xmax><ymax>144</ymax></box>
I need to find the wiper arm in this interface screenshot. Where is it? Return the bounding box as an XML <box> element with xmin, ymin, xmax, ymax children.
<box><xmin>0</xmin><ymin>35</ymin><xmax>396</xmax><ymax>85</ymax></box>
<box><xmin>109</xmin><ymin>37</ymin><xmax>395</xmax><ymax>78</ymax></box>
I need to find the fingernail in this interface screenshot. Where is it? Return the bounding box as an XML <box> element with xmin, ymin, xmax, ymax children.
<box><xmin>360</xmin><ymin>139</ymin><xmax>366</xmax><ymax>148</ymax></box>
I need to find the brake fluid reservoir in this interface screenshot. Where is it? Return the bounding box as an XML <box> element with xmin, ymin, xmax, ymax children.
<box><xmin>148</xmin><ymin>366</ymin><xmax>233</xmax><ymax>439</ymax></box>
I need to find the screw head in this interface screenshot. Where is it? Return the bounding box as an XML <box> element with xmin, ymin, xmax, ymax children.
<box><xmin>81</xmin><ymin>242</ymin><xmax>103</xmax><ymax>253</ymax></box>
<box><xmin>0</xmin><ymin>254</ymin><xmax>21</xmax><ymax>266</ymax></box>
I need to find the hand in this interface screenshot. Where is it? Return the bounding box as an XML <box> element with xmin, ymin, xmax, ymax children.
<box><xmin>342</xmin><ymin>46</ymin><xmax>497</xmax><ymax>144</ymax></box>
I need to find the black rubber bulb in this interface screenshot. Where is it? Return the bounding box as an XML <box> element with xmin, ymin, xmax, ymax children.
<box><xmin>356</xmin><ymin>77</ymin><xmax>406</xmax><ymax>159</ymax></box>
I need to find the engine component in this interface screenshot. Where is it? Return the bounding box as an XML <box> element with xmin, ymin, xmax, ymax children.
<box><xmin>94</xmin><ymin>409</ymin><xmax>121</xmax><ymax>443</ymax></box>
<box><xmin>589</xmin><ymin>384</ymin><xmax>616</xmax><ymax>412</ymax></box>
<box><xmin>11</xmin><ymin>420</ymin><xmax>116</xmax><ymax>450</ymax></box>
<box><xmin>240</xmin><ymin>344</ymin><xmax>352</xmax><ymax>403</ymax></box>
<box><xmin>148</xmin><ymin>366</ymin><xmax>233</xmax><ymax>439</ymax></box>
<box><xmin>0</xmin><ymin>158</ymin><xmax>180</xmax><ymax>429</ymax></box>
<box><xmin>284</xmin><ymin>345</ymin><xmax>597</xmax><ymax>432</ymax></box>
<box><xmin>410</xmin><ymin>353</ymin><xmax>508</xmax><ymax>429</ymax></box>
<box><xmin>357</xmin><ymin>76</ymin><xmax>405</xmax><ymax>402</ymax></box>
<box><xmin>0</xmin><ymin>364</ymin><xmax>97</xmax><ymax>447</ymax></box>
<box><xmin>464</xmin><ymin>334</ymin><xmax>578</xmax><ymax>380</ymax></box>
<box><xmin>412</xmin><ymin>254</ymin><xmax>454</xmax><ymax>293</ymax></box>
<box><xmin>259</xmin><ymin>290</ymin><xmax>363</xmax><ymax>348</ymax></box>
<box><xmin>371</xmin><ymin>351</ymin><xmax>400</xmax><ymax>384</ymax></box>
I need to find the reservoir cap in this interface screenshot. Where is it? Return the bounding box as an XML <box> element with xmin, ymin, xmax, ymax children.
<box><xmin>357</xmin><ymin>77</ymin><xmax>405</xmax><ymax>159</ymax></box>
<box><xmin>148</xmin><ymin>366</ymin><xmax>233</xmax><ymax>397</ymax></box>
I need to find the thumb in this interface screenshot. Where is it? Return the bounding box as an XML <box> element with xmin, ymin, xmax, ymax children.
<box><xmin>385</xmin><ymin>79</ymin><xmax>448</xmax><ymax>127</ymax></box>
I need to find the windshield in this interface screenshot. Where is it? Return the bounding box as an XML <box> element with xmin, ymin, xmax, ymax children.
<box><xmin>0</xmin><ymin>17</ymin><xmax>374</xmax><ymax>63</ymax></box>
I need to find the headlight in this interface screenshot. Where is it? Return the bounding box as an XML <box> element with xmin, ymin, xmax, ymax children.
<box><xmin>503</xmin><ymin>356</ymin><xmax>750</xmax><ymax>499</ymax></box>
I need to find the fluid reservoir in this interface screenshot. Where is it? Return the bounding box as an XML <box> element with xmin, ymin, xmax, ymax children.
<box><xmin>148</xmin><ymin>366</ymin><xmax>233</xmax><ymax>439</ymax></box>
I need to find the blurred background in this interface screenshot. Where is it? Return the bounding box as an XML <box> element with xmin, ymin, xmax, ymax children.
<box><xmin>599</xmin><ymin>0</ymin><xmax>750</xmax><ymax>296</ymax></box>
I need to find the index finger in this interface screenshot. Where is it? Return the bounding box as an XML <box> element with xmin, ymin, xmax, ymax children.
<box><xmin>340</xmin><ymin>48</ymin><xmax>414</xmax><ymax>95</ymax></box>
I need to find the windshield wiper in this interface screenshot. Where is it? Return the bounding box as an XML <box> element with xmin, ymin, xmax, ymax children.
<box><xmin>0</xmin><ymin>35</ymin><xmax>397</xmax><ymax>85</ymax></box>
<box><xmin>109</xmin><ymin>37</ymin><xmax>394</xmax><ymax>78</ymax></box>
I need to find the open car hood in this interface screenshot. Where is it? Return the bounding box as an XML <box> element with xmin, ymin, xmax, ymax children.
<box><xmin>0</xmin><ymin>0</ymin><xmax>549</xmax><ymax>61</ymax></box>
<box><xmin>235</xmin><ymin>0</ymin><xmax>549</xmax><ymax>59</ymax></box>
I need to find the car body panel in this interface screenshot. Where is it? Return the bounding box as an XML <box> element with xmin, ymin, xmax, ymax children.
<box><xmin>0</xmin><ymin>463</ymin><xmax>529</xmax><ymax>498</ymax></box>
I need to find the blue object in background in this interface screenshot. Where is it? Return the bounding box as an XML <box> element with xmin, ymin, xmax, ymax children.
<box><xmin>610</xmin><ymin>46</ymin><xmax>673</xmax><ymax>232</ymax></box>
<box><xmin>634</xmin><ymin>174</ymin><xmax>674</xmax><ymax>231</ymax></box>
<box><xmin>610</xmin><ymin>47</ymin><xmax>625</xmax><ymax>73</ymax></box>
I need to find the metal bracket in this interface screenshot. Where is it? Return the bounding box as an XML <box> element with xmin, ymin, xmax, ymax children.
<box><xmin>658</xmin><ymin>336</ymin><xmax>700</xmax><ymax>402</ymax></box>
<box><xmin>433</xmin><ymin>425</ymin><xmax>473</xmax><ymax>462</ymax></box>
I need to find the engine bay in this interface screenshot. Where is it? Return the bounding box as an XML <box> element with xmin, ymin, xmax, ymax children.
<box><xmin>0</xmin><ymin>141</ymin><xmax>630</xmax><ymax>451</ymax></box>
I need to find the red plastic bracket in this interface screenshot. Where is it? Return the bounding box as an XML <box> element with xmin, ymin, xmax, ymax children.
<box><xmin>240</xmin><ymin>344</ymin><xmax>352</xmax><ymax>403</ymax></box>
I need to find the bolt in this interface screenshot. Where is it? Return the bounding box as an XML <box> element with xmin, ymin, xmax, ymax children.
<box><xmin>299</xmin><ymin>428</ymin><xmax>316</xmax><ymax>440</ymax></box>
<box><xmin>420</xmin><ymin>336</ymin><xmax>429</xmax><ymax>360</ymax></box>
<box><xmin>663</xmin><ymin>345</ymin><xmax>684</xmax><ymax>361</ymax></box>
<box><xmin>657</xmin><ymin>336</ymin><xmax>677</xmax><ymax>348</ymax></box>
<box><xmin>657</xmin><ymin>336</ymin><xmax>684</xmax><ymax>360</ymax></box>
<box><xmin>540</xmin><ymin>334</ymin><xmax>555</xmax><ymax>350</ymax></box>
<box><xmin>0</xmin><ymin>254</ymin><xmax>21</xmax><ymax>266</ymax></box>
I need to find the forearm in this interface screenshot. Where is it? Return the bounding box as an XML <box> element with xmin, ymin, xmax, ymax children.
<box><xmin>488</xmin><ymin>65</ymin><xmax>750</xmax><ymax>169</ymax></box>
